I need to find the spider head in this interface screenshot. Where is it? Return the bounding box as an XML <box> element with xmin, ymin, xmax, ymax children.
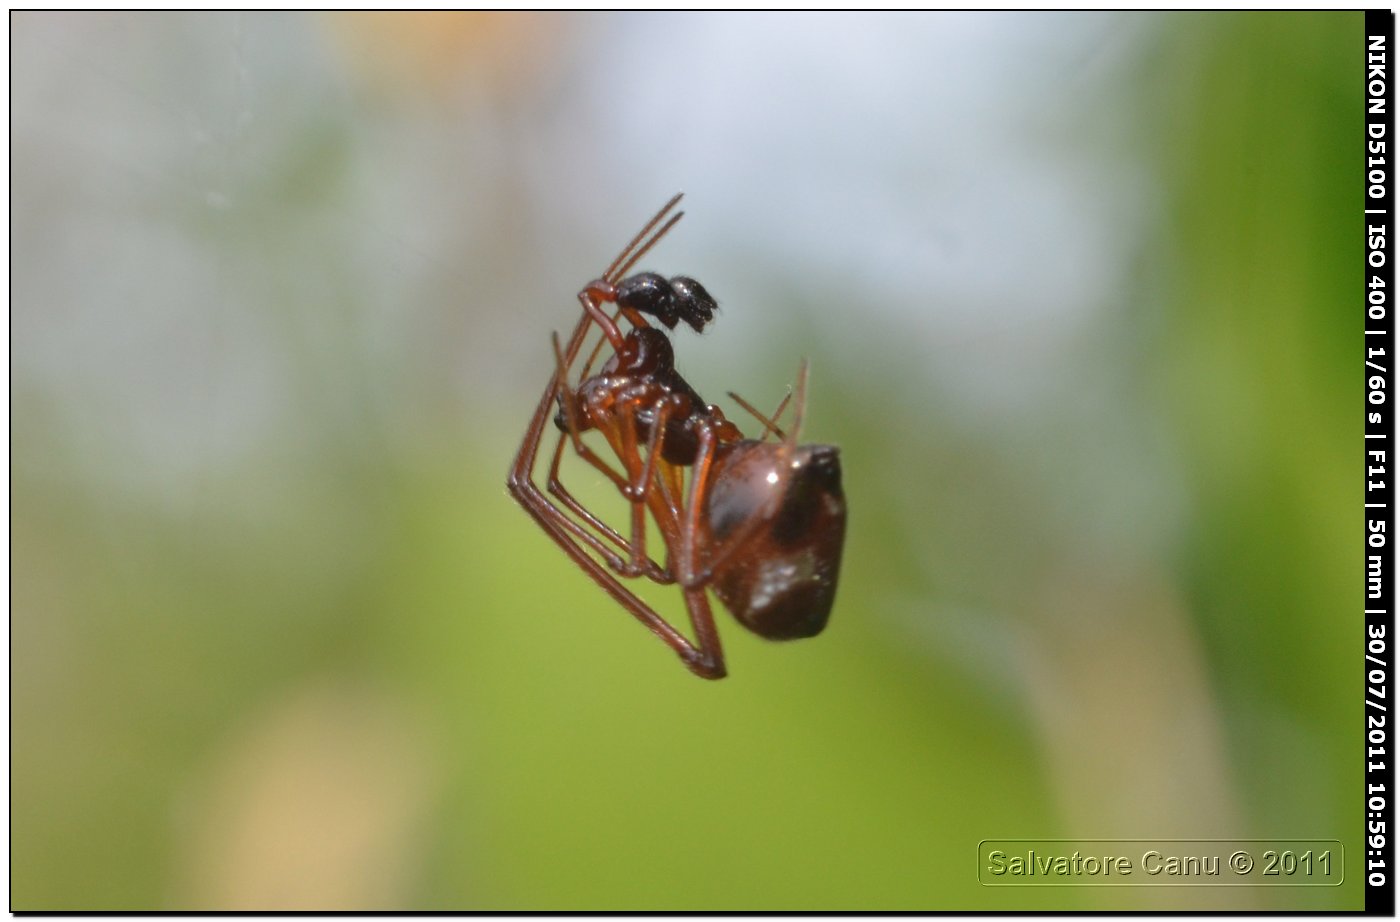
<box><xmin>616</xmin><ymin>272</ymin><xmax>717</xmax><ymax>333</ymax></box>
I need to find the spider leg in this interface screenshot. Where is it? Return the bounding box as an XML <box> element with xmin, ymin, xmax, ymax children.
<box><xmin>507</xmin><ymin>327</ymin><xmax>723</xmax><ymax>679</ymax></box>
<box><xmin>603</xmin><ymin>192</ymin><xmax>683</xmax><ymax>283</ymax></box>
<box><xmin>676</xmin><ymin>398</ymin><xmax>799</xmax><ymax>590</ymax></box>
<box><xmin>544</xmin><ymin>429</ymin><xmax>672</xmax><ymax>584</ymax></box>
<box><xmin>550</xmin><ymin>331</ymin><xmax>631</xmax><ymax>494</ymax></box>
<box><xmin>785</xmin><ymin>358</ymin><xmax>810</xmax><ymax>444</ymax></box>
<box><xmin>508</xmin><ymin>471</ymin><xmax>723</xmax><ymax>678</ymax></box>
<box><xmin>545</xmin><ymin>431</ymin><xmax>627</xmax><ymax>552</ymax></box>
<box><xmin>609</xmin><ymin>208</ymin><xmax>685</xmax><ymax>284</ymax></box>
<box><xmin>613</xmin><ymin>392</ymin><xmax>689</xmax><ymax>582</ymax></box>
<box><xmin>593</xmin><ymin>392</ymin><xmax>726</xmax><ymax>677</ymax></box>
<box><xmin>677</xmin><ymin>423</ymin><xmax>715</xmax><ymax>590</ymax></box>
<box><xmin>576</xmin><ymin>308</ymin><xmax>622</xmax><ymax>382</ymax></box>
<box><xmin>552</xmin><ymin>387</ymin><xmax>688</xmax><ymax>586</ymax></box>
<box><xmin>546</xmin><ymin>332</ymin><xmax>672</xmax><ymax>582</ymax></box>
<box><xmin>581</xmin><ymin>197</ymin><xmax>687</xmax><ymax>347</ymax></box>
<box><xmin>577</xmin><ymin>286</ymin><xmax>627</xmax><ymax>351</ymax></box>
<box><xmin>679</xmin><ymin>585</ymin><xmax>726</xmax><ymax>679</ymax></box>
<box><xmin>726</xmin><ymin>388</ymin><xmax>789</xmax><ymax>441</ymax></box>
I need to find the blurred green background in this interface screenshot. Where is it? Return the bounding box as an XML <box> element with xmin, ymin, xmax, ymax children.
<box><xmin>11</xmin><ymin>11</ymin><xmax>1361</xmax><ymax>910</ymax></box>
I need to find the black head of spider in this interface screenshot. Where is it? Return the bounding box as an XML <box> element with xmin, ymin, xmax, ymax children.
<box><xmin>667</xmin><ymin>276</ymin><xmax>717</xmax><ymax>332</ymax></box>
<box><xmin>617</xmin><ymin>272</ymin><xmax>717</xmax><ymax>333</ymax></box>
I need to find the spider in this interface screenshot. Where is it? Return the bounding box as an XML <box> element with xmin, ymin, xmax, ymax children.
<box><xmin>506</xmin><ymin>194</ymin><xmax>845</xmax><ymax>679</ymax></box>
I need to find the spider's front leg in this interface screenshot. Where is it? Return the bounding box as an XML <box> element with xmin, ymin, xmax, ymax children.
<box><xmin>545</xmin><ymin>332</ymin><xmax>675</xmax><ymax>583</ymax></box>
<box><xmin>626</xmin><ymin>409</ymin><xmax>728</xmax><ymax>680</ymax></box>
<box><xmin>507</xmin><ymin>391</ymin><xmax>724</xmax><ymax>679</ymax></box>
<box><xmin>559</xmin><ymin>382</ymin><xmax>728</xmax><ymax>679</ymax></box>
<box><xmin>545</xmin><ymin>429</ymin><xmax>674</xmax><ymax>584</ymax></box>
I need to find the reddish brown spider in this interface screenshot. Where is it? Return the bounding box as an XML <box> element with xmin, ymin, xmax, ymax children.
<box><xmin>506</xmin><ymin>194</ymin><xmax>845</xmax><ymax>679</ymax></box>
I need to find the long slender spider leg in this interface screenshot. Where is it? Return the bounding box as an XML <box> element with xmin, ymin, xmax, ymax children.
<box><xmin>602</xmin><ymin>192</ymin><xmax>682</xmax><ymax>283</ymax></box>
<box><xmin>578</xmin><ymin>389</ymin><xmax>725</xmax><ymax>677</ymax></box>
<box><xmin>679</xmin><ymin>585</ymin><xmax>727</xmax><ymax>680</ymax></box>
<box><xmin>509</xmin><ymin>312</ymin><xmax>593</xmax><ymax>495</ymax></box>
<box><xmin>557</xmin><ymin>426</ymin><xmax>663</xmax><ymax>547</ymax></box>
<box><xmin>631</xmin><ymin>412</ymin><xmax>726</xmax><ymax>679</ymax></box>
<box><xmin>546</xmin><ymin>432</ymin><xmax>626</xmax><ymax>551</ymax></box>
<box><xmin>545</xmin><ymin>430</ymin><xmax>675</xmax><ymax>584</ymax></box>
<box><xmin>612</xmin><ymin>395</ymin><xmax>654</xmax><ymax>570</ymax></box>
<box><xmin>543</xmin><ymin>429</ymin><xmax>627</xmax><ymax>552</ymax></box>
<box><xmin>772</xmin><ymin>389</ymin><xmax>795</xmax><ymax>422</ymax></box>
<box><xmin>576</xmin><ymin>309</ymin><xmax>622</xmax><ymax>382</ymax></box>
<box><xmin>609</xmin><ymin>210</ymin><xmax>685</xmax><ymax>284</ymax></box>
<box><xmin>726</xmin><ymin>388</ymin><xmax>789</xmax><ymax>441</ymax></box>
<box><xmin>550</xmin><ymin>331</ymin><xmax>631</xmax><ymax>494</ymax></box>
<box><xmin>614</xmin><ymin>393</ymin><xmax>687</xmax><ymax>580</ymax></box>
<box><xmin>764</xmin><ymin>389</ymin><xmax>796</xmax><ymax>440</ymax></box>
<box><xmin>630</xmin><ymin>423</ymin><xmax>688</xmax><ymax>579</ymax></box>
<box><xmin>579</xmin><ymin>200</ymin><xmax>687</xmax><ymax>351</ymax></box>
<box><xmin>578</xmin><ymin>287</ymin><xmax>626</xmax><ymax>352</ymax></box>
<box><xmin>681</xmin><ymin>366</ymin><xmax>808</xmax><ymax>587</ymax></box>
<box><xmin>507</xmin><ymin>324</ymin><xmax>722</xmax><ymax>680</ymax></box>
<box><xmin>507</xmin><ymin>472</ymin><xmax>724</xmax><ymax>679</ymax></box>
<box><xmin>549</xmin><ymin>331</ymin><xmax>674</xmax><ymax>582</ymax></box>
<box><xmin>552</xmin><ymin>368</ymin><xmax>675</xmax><ymax>585</ymax></box>
<box><xmin>540</xmin><ymin>328</ymin><xmax>669</xmax><ymax>581</ymax></box>
<box><xmin>786</xmin><ymin>359</ymin><xmax>810</xmax><ymax>445</ymax></box>
<box><xmin>677</xmin><ymin>424</ymin><xmax>719</xmax><ymax>590</ymax></box>
<box><xmin>513</xmin><ymin>317</ymin><xmax>627</xmax><ymax>565</ymax></box>
<box><xmin>650</xmin><ymin>456</ymin><xmax>687</xmax><ymax>547</ymax></box>
<box><xmin>549</xmin><ymin>420</ymin><xmax>672</xmax><ymax>579</ymax></box>
<box><xmin>512</xmin><ymin>310</ymin><xmax>593</xmax><ymax>489</ymax></box>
